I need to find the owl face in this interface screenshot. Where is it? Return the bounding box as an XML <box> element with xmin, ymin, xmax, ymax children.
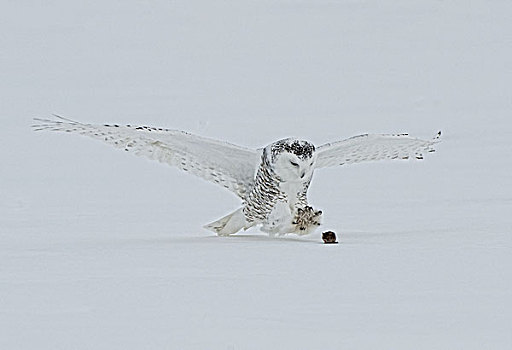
<box><xmin>270</xmin><ymin>139</ymin><xmax>316</xmax><ymax>182</ymax></box>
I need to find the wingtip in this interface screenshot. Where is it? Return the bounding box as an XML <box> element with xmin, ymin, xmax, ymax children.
<box><xmin>31</xmin><ymin>114</ymin><xmax>83</xmax><ymax>131</ymax></box>
<box><xmin>31</xmin><ymin>116</ymin><xmax>53</xmax><ymax>131</ymax></box>
<box><xmin>52</xmin><ymin>114</ymin><xmax>80</xmax><ymax>123</ymax></box>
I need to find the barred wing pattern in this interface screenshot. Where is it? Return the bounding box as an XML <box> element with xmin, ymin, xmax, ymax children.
<box><xmin>315</xmin><ymin>132</ymin><xmax>441</xmax><ymax>168</ymax></box>
<box><xmin>33</xmin><ymin>116</ymin><xmax>260</xmax><ymax>199</ymax></box>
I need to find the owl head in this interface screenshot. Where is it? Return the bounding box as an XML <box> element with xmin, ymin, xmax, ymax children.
<box><xmin>266</xmin><ymin>138</ymin><xmax>316</xmax><ymax>182</ymax></box>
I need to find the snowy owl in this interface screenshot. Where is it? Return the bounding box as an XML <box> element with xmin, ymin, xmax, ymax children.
<box><xmin>33</xmin><ymin>116</ymin><xmax>441</xmax><ymax>236</ymax></box>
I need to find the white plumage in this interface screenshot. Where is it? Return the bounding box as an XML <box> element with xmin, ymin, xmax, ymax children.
<box><xmin>33</xmin><ymin>116</ymin><xmax>441</xmax><ymax>236</ymax></box>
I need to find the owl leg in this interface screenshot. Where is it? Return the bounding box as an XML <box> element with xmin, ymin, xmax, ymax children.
<box><xmin>262</xmin><ymin>200</ymin><xmax>294</xmax><ymax>236</ymax></box>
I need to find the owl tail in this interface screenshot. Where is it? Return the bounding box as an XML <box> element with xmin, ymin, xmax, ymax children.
<box><xmin>204</xmin><ymin>208</ymin><xmax>248</xmax><ymax>236</ymax></box>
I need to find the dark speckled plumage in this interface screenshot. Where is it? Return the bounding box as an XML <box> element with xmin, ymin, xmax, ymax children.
<box><xmin>271</xmin><ymin>139</ymin><xmax>315</xmax><ymax>162</ymax></box>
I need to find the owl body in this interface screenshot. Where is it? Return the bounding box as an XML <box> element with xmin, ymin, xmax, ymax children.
<box><xmin>240</xmin><ymin>141</ymin><xmax>320</xmax><ymax>236</ymax></box>
<box><xmin>34</xmin><ymin>116</ymin><xmax>440</xmax><ymax>237</ymax></box>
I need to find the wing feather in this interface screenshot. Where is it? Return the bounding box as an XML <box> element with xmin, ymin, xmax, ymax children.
<box><xmin>315</xmin><ymin>132</ymin><xmax>441</xmax><ymax>168</ymax></box>
<box><xmin>33</xmin><ymin>116</ymin><xmax>260</xmax><ymax>199</ymax></box>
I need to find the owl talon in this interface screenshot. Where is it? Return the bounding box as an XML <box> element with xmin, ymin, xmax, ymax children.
<box><xmin>292</xmin><ymin>206</ymin><xmax>323</xmax><ymax>234</ymax></box>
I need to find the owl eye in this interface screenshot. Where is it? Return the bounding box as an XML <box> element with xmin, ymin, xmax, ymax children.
<box><xmin>290</xmin><ymin>161</ymin><xmax>299</xmax><ymax>167</ymax></box>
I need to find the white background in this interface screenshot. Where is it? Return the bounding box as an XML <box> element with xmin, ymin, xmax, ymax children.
<box><xmin>1</xmin><ymin>1</ymin><xmax>511</xmax><ymax>349</ymax></box>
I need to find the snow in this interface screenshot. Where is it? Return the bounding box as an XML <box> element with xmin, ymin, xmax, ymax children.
<box><xmin>1</xmin><ymin>0</ymin><xmax>511</xmax><ymax>349</ymax></box>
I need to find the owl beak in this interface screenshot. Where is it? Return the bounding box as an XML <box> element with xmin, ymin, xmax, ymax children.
<box><xmin>300</xmin><ymin>171</ymin><xmax>306</xmax><ymax>179</ymax></box>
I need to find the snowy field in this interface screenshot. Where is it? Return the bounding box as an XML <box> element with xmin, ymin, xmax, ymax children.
<box><xmin>2</xmin><ymin>1</ymin><xmax>512</xmax><ymax>349</ymax></box>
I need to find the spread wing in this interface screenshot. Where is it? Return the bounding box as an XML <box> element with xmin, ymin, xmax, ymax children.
<box><xmin>315</xmin><ymin>132</ymin><xmax>441</xmax><ymax>168</ymax></box>
<box><xmin>33</xmin><ymin>116</ymin><xmax>260</xmax><ymax>199</ymax></box>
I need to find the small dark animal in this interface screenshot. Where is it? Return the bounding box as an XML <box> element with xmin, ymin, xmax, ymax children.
<box><xmin>322</xmin><ymin>231</ymin><xmax>338</xmax><ymax>244</ymax></box>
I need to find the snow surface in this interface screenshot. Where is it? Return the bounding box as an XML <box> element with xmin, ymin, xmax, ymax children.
<box><xmin>1</xmin><ymin>0</ymin><xmax>512</xmax><ymax>349</ymax></box>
